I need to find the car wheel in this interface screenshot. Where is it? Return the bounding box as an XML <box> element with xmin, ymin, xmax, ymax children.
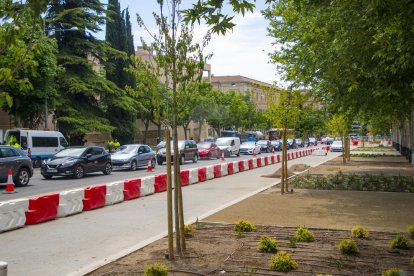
<box><xmin>236</xmin><ymin>150</ymin><xmax>240</xmax><ymax>157</ymax></box>
<box><xmin>33</xmin><ymin>158</ymin><xmax>41</xmax><ymax>168</ymax></box>
<box><xmin>151</xmin><ymin>158</ymin><xmax>156</xmax><ymax>169</ymax></box>
<box><xmin>193</xmin><ymin>154</ymin><xmax>198</xmax><ymax>163</ymax></box>
<box><xmin>180</xmin><ymin>155</ymin><xmax>185</xmax><ymax>165</ymax></box>
<box><xmin>14</xmin><ymin>168</ymin><xmax>30</xmax><ymax>187</ymax></box>
<box><xmin>130</xmin><ymin>160</ymin><xmax>137</xmax><ymax>171</ymax></box>
<box><xmin>43</xmin><ymin>175</ymin><xmax>53</xmax><ymax>180</ymax></box>
<box><xmin>73</xmin><ymin>165</ymin><xmax>84</xmax><ymax>179</ymax></box>
<box><xmin>103</xmin><ymin>162</ymin><xmax>112</xmax><ymax>175</ymax></box>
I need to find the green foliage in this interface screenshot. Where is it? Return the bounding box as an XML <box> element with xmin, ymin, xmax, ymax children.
<box><xmin>258</xmin><ymin>236</ymin><xmax>278</xmax><ymax>253</ymax></box>
<box><xmin>144</xmin><ymin>263</ymin><xmax>168</xmax><ymax>276</ymax></box>
<box><xmin>184</xmin><ymin>224</ymin><xmax>194</xmax><ymax>237</ymax></box>
<box><xmin>382</xmin><ymin>268</ymin><xmax>403</xmax><ymax>276</ymax></box>
<box><xmin>390</xmin><ymin>235</ymin><xmax>409</xmax><ymax>250</ymax></box>
<box><xmin>351</xmin><ymin>153</ymin><xmax>396</xmax><ymax>158</ymax></box>
<box><xmin>408</xmin><ymin>225</ymin><xmax>414</xmax><ymax>237</ymax></box>
<box><xmin>352</xmin><ymin>225</ymin><xmax>369</xmax><ymax>239</ymax></box>
<box><xmin>269</xmin><ymin>251</ymin><xmax>298</xmax><ymax>272</ymax></box>
<box><xmin>338</xmin><ymin>239</ymin><xmax>358</xmax><ymax>254</ymax></box>
<box><xmin>294</xmin><ymin>226</ymin><xmax>315</xmax><ymax>242</ymax></box>
<box><xmin>411</xmin><ymin>256</ymin><xmax>414</xmax><ymax>265</ymax></box>
<box><xmin>316</xmin><ymin>274</ymin><xmax>333</xmax><ymax>276</ymax></box>
<box><xmin>290</xmin><ymin>173</ymin><xmax>414</xmax><ymax>193</ymax></box>
<box><xmin>352</xmin><ymin>147</ymin><xmax>395</xmax><ymax>152</ymax></box>
<box><xmin>286</xmin><ymin>237</ymin><xmax>297</xmax><ymax>248</ymax></box>
<box><xmin>234</xmin><ymin>219</ymin><xmax>256</xmax><ymax>233</ymax></box>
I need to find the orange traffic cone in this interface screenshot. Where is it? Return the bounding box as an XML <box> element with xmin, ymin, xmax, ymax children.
<box><xmin>253</xmin><ymin>149</ymin><xmax>256</xmax><ymax>157</ymax></box>
<box><xmin>272</xmin><ymin>147</ymin><xmax>275</xmax><ymax>155</ymax></box>
<box><xmin>221</xmin><ymin>151</ymin><xmax>225</xmax><ymax>161</ymax></box>
<box><xmin>147</xmin><ymin>159</ymin><xmax>153</xmax><ymax>172</ymax></box>
<box><xmin>3</xmin><ymin>168</ymin><xmax>16</xmax><ymax>194</ymax></box>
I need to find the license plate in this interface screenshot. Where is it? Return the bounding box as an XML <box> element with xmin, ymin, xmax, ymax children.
<box><xmin>47</xmin><ymin>169</ymin><xmax>58</xmax><ymax>173</ymax></box>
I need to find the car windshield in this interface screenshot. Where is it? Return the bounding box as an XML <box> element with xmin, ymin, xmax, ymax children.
<box><xmin>271</xmin><ymin>141</ymin><xmax>280</xmax><ymax>145</ymax></box>
<box><xmin>242</xmin><ymin>142</ymin><xmax>256</xmax><ymax>146</ymax></box>
<box><xmin>55</xmin><ymin>148</ymin><xmax>85</xmax><ymax>157</ymax></box>
<box><xmin>216</xmin><ymin>139</ymin><xmax>231</xmax><ymax>146</ymax></box>
<box><xmin>197</xmin><ymin>142</ymin><xmax>211</xmax><ymax>148</ymax></box>
<box><xmin>116</xmin><ymin>145</ymin><xmax>138</xmax><ymax>154</ymax></box>
<box><xmin>257</xmin><ymin>140</ymin><xmax>267</xmax><ymax>145</ymax></box>
<box><xmin>287</xmin><ymin>139</ymin><xmax>293</xmax><ymax>143</ymax></box>
<box><xmin>332</xmin><ymin>141</ymin><xmax>342</xmax><ymax>146</ymax></box>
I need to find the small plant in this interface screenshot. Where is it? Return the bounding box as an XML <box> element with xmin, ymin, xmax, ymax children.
<box><xmin>295</xmin><ymin>226</ymin><xmax>315</xmax><ymax>242</ymax></box>
<box><xmin>352</xmin><ymin>225</ymin><xmax>369</xmax><ymax>239</ymax></box>
<box><xmin>411</xmin><ymin>256</ymin><xmax>414</xmax><ymax>265</ymax></box>
<box><xmin>382</xmin><ymin>268</ymin><xmax>403</xmax><ymax>276</ymax></box>
<box><xmin>269</xmin><ymin>250</ymin><xmax>298</xmax><ymax>272</ymax></box>
<box><xmin>258</xmin><ymin>236</ymin><xmax>278</xmax><ymax>253</ymax></box>
<box><xmin>287</xmin><ymin>237</ymin><xmax>297</xmax><ymax>247</ymax></box>
<box><xmin>316</xmin><ymin>274</ymin><xmax>333</xmax><ymax>276</ymax></box>
<box><xmin>390</xmin><ymin>235</ymin><xmax>409</xmax><ymax>249</ymax></box>
<box><xmin>144</xmin><ymin>263</ymin><xmax>168</xmax><ymax>276</ymax></box>
<box><xmin>234</xmin><ymin>219</ymin><xmax>256</xmax><ymax>233</ymax></box>
<box><xmin>408</xmin><ymin>225</ymin><xmax>414</xmax><ymax>237</ymax></box>
<box><xmin>184</xmin><ymin>224</ymin><xmax>194</xmax><ymax>237</ymax></box>
<box><xmin>338</xmin><ymin>239</ymin><xmax>358</xmax><ymax>254</ymax></box>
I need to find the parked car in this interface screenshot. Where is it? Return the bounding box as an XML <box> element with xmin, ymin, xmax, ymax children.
<box><xmin>307</xmin><ymin>137</ymin><xmax>317</xmax><ymax>146</ymax></box>
<box><xmin>111</xmin><ymin>144</ymin><xmax>156</xmax><ymax>171</ymax></box>
<box><xmin>330</xmin><ymin>140</ymin><xmax>343</xmax><ymax>152</ymax></box>
<box><xmin>239</xmin><ymin>141</ymin><xmax>261</xmax><ymax>155</ymax></box>
<box><xmin>256</xmin><ymin>140</ymin><xmax>272</xmax><ymax>153</ymax></box>
<box><xmin>286</xmin><ymin>138</ymin><xmax>296</xmax><ymax>149</ymax></box>
<box><xmin>321</xmin><ymin>136</ymin><xmax>334</xmax><ymax>145</ymax></box>
<box><xmin>215</xmin><ymin>137</ymin><xmax>241</xmax><ymax>157</ymax></box>
<box><xmin>202</xmin><ymin>137</ymin><xmax>215</xmax><ymax>142</ymax></box>
<box><xmin>197</xmin><ymin>142</ymin><xmax>220</xmax><ymax>159</ymax></box>
<box><xmin>156</xmin><ymin>140</ymin><xmax>198</xmax><ymax>165</ymax></box>
<box><xmin>295</xmin><ymin>138</ymin><xmax>304</xmax><ymax>147</ymax></box>
<box><xmin>270</xmin><ymin>140</ymin><xmax>281</xmax><ymax>151</ymax></box>
<box><xmin>0</xmin><ymin>145</ymin><xmax>33</xmax><ymax>186</ymax></box>
<box><xmin>41</xmin><ymin>146</ymin><xmax>112</xmax><ymax>179</ymax></box>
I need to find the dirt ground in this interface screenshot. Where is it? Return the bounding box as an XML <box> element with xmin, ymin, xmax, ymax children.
<box><xmin>89</xmin><ymin>156</ymin><xmax>414</xmax><ymax>275</ymax></box>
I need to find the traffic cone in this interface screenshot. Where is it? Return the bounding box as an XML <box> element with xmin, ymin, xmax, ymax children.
<box><xmin>147</xmin><ymin>159</ymin><xmax>153</xmax><ymax>172</ymax></box>
<box><xmin>221</xmin><ymin>151</ymin><xmax>225</xmax><ymax>161</ymax></box>
<box><xmin>3</xmin><ymin>169</ymin><xmax>16</xmax><ymax>194</ymax></box>
<box><xmin>253</xmin><ymin>149</ymin><xmax>256</xmax><ymax>157</ymax></box>
<box><xmin>272</xmin><ymin>147</ymin><xmax>275</xmax><ymax>155</ymax></box>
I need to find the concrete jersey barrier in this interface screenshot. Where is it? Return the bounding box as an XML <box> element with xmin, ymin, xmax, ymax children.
<box><xmin>0</xmin><ymin>198</ymin><xmax>29</xmax><ymax>232</ymax></box>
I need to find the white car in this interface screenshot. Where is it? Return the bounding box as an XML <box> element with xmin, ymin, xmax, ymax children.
<box><xmin>330</xmin><ymin>140</ymin><xmax>343</xmax><ymax>152</ymax></box>
<box><xmin>239</xmin><ymin>141</ymin><xmax>261</xmax><ymax>155</ymax></box>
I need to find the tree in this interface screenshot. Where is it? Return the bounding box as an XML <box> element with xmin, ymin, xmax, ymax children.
<box><xmin>327</xmin><ymin>114</ymin><xmax>351</xmax><ymax>164</ymax></box>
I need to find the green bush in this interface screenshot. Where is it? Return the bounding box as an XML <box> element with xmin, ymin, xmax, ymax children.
<box><xmin>408</xmin><ymin>225</ymin><xmax>414</xmax><ymax>237</ymax></box>
<box><xmin>382</xmin><ymin>268</ymin><xmax>403</xmax><ymax>276</ymax></box>
<box><xmin>144</xmin><ymin>263</ymin><xmax>168</xmax><ymax>276</ymax></box>
<box><xmin>316</xmin><ymin>274</ymin><xmax>333</xmax><ymax>276</ymax></box>
<box><xmin>269</xmin><ymin>251</ymin><xmax>298</xmax><ymax>272</ymax></box>
<box><xmin>338</xmin><ymin>239</ymin><xmax>358</xmax><ymax>254</ymax></box>
<box><xmin>352</xmin><ymin>225</ymin><xmax>369</xmax><ymax>239</ymax></box>
<box><xmin>258</xmin><ymin>236</ymin><xmax>278</xmax><ymax>253</ymax></box>
<box><xmin>411</xmin><ymin>256</ymin><xmax>414</xmax><ymax>265</ymax></box>
<box><xmin>234</xmin><ymin>219</ymin><xmax>256</xmax><ymax>233</ymax></box>
<box><xmin>295</xmin><ymin>226</ymin><xmax>315</xmax><ymax>242</ymax></box>
<box><xmin>390</xmin><ymin>235</ymin><xmax>409</xmax><ymax>249</ymax></box>
<box><xmin>184</xmin><ymin>224</ymin><xmax>194</xmax><ymax>237</ymax></box>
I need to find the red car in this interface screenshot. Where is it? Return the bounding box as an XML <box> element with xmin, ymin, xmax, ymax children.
<box><xmin>197</xmin><ymin>142</ymin><xmax>220</xmax><ymax>159</ymax></box>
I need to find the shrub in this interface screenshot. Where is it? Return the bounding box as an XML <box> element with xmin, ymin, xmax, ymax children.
<box><xmin>352</xmin><ymin>225</ymin><xmax>369</xmax><ymax>239</ymax></box>
<box><xmin>390</xmin><ymin>235</ymin><xmax>409</xmax><ymax>249</ymax></box>
<box><xmin>234</xmin><ymin>219</ymin><xmax>256</xmax><ymax>233</ymax></box>
<box><xmin>269</xmin><ymin>251</ymin><xmax>298</xmax><ymax>272</ymax></box>
<box><xmin>382</xmin><ymin>268</ymin><xmax>403</xmax><ymax>276</ymax></box>
<box><xmin>144</xmin><ymin>263</ymin><xmax>168</xmax><ymax>276</ymax></box>
<box><xmin>338</xmin><ymin>239</ymin><xmax>358</xmax><ymax>254</ymax></box>
<box><xmin>295</xmin><ymin>226</ymin><xmax>315</xmax><ymax>242</ymax></box>
<box><xmin>258</xmin><ymin>236</ymin><xmax>278</xmax><ymax>253</ymax></box>
<box><xmin>411</xmin><ymin>256</ymin><xmax>414</xmax><ymax>265</ymax></box>
<box><xmin>316</xmin><ymin>274</ymin><xmax>333</xmax><ymax>276</ymax></box>
<box><xmin>184</xmin><ymin>224</ymin><xmax>194</xmax><ymax>237</ymax></box>
<box><xmin>408</xmin><ymin>225</ymin><xmax>414</xmax><ymax>237</ymax></box>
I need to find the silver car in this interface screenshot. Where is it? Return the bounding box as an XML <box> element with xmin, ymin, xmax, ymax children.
<box><xmin>111</xmin><ymin>144</ymin><xmax>156</xmax><ymax>171</ymax></box>
<box><xmin>0</xmin><ymin>145</ymin><xmax>33</xmax><ymax>186</ymax></box>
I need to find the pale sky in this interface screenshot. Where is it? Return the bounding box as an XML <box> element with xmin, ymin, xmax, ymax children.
<box><xmin>109</xmin><ymin>1</ymin><xmax>280</xmax><ymax>86</ymax></box>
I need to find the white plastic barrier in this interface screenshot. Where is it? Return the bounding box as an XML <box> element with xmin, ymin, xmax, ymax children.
<box><xmin>243</xmin><ymin>160</ymin><xmax>249</xmax><ymax>170</ymax></box>
<box><xmin>57</xmin><ymin>188</ymin><xmax>84</xmax><ymax>218</ymax></box>
<box><xmin>313</xmin><ymin>150</ymin><xmax>327</xmax><ymax>156</ymax></box>
<box><xmin>105</xmin><ymin>181</ymin><xmax>124</xmax><ymax>205</ymax></box>
<box><xmin>189</xmin><ymin>168</ymin><xmax>198</xmax><ymax>184</ymax></box>
<box><xmin>141</xmin><ymin>176</ymin><xmax>155</xmax><ymax>196</ymax></box>
<box><xmin>220</xmin><ymin>163</ymin><xmax>228</xmax><ymax>176</ymax></box>
<box><xmin>206</xmin><ymin>165</ymin><xmax>214</xmax><ymax>180</ymax></box>
<box><xmin>0</xmin><ymin>198</ymin><xmax>29</xmax><ymax>232</ymax></box>
<box><xmin>252</xmin><ymin>158</ymin><xmax>258</xmax><ymax>168</ymax></box>
<box><xmin>232</xmin><ymin>161</ymin><xmax>239</xmax><ymax>173</ymax></box>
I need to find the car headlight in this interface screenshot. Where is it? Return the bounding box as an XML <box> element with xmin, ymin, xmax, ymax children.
<box><xmin>61</xmin><ymin>161</ymin><xmax>76</xmax><ymax>167</ymax></box>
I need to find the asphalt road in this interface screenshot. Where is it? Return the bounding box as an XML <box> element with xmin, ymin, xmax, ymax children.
<box><xmin>0</xmin><ymin>147</ymin><xmax>309</xmax><ymax>201</ymax></box>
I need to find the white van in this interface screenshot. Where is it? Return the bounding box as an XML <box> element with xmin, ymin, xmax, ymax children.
<box><xmin>215</xmin><ymin>137</ymin><xmax>240</xmax><ymax>157</ymax></box>
<box><xmin>4</xmin><ymin>129</ymin><xmax>69</xmax><ymax>167</ymax></box>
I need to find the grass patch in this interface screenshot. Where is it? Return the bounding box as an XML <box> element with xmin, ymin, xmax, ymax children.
<box><xmin>290</xmin><ymin>172</ymin><xmax>414</xmax><ymax>193</ymax></box>
<box><xmin>269</xmin><ymin>251</ymin><xmax>298</xmax><ymax>272</ymax></box>
<box><xmin>258</xmin><ymin>235</ymin><xmax>278</xmax><ymax>253</ymax></box>
<box><xmin>351</xmin><ymin>153</ymin><xmax>398</xmax><ymax>158</ymax></box>
<box><xmin>295</xmin><ymin>226</ymin><xmax>315</xmax><ymax>242</ymax></box>
<box><xmin>390</xmin><ymin>235</ymin><xmax>410</xmax><ymax>249</ymax></box>
<box><xmin>407</xmin><ymin>225</ymin><xmax>414</xmax><ymax>237</ymax></box>
<box><xmin>352</xmin><ymin>147</ymin><xmax>394</xmax><ymax>152</ymax></box>
<box><xmin>382</xmin><ymin>268</ymin><xmax>403</xmax><ymax>276</ymax></box>
<box><xmin>338</xmin><ymin>239</ymin><xmax>358</xmax><ymax>254</ymax></box>
<box><xmin>352</xmin><ymin>225</ymin><xmax>369</xmax><ymax>239</ymax></box>
<box><xmin>144</xmin><ymin>263</ymin><xmax>168</xmax><ymax>276</ymax></box>
<box><xmin>234</xmin><ymin>219</ymin><xmax>256</xmax><ymax>234</ymax></box>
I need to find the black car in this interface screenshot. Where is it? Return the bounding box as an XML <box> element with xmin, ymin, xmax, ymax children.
<box><xmin>156</xmin><ymin>140</ymin><xmax>198</xmax><ymax>165</ymax></box>
<box><xmin>41</xmin><ymin>146</ymin><xmax>112</xmax><ymax>179</ymax></box>
<box><xmin>270</xmin><ymin>140</ymin><xmax>281</xmax><ymax>151</ymax></box>
<box><xmin>256</xmin><ymin>140</ymin><xmax>273</xmax><ymax>153</ymax></box>
<box><xmin>0</xmin><ymin>145</ymin><xmax>33</xmax><ymax>186</ymax></box>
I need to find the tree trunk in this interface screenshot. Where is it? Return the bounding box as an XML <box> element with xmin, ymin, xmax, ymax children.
<box><xmin>165</xmin><ymin>129</ymin><xmax>174</xmax><ymax>260</ymax></box>
<box><xmin>143</xmin><ymin>118</ymin><xmax>149</xmax><ymax>144</ymax></box>
<box><xmin>342</xmin><ymin>136</ymin><xmax>346</xmax><ymax>164</ymax></box>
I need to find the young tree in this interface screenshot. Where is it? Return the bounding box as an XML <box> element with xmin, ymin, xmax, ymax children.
<box><xmin>327</xmin><ymin>114</ymin><xmax>351</xmax><ymax>164</ymax></box>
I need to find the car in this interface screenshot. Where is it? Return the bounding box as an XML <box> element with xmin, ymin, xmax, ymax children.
<box><xmin>197</xmin><ymin>142</ymin><xmax>220</xmax><ymax>159</ymax></box>
<box><xmin>270</xmin><ymin>140</ymin><xmax>281</xmax><ymax>151</ymax></box>
<box><xmin>111</xmin><ymin>144</ymin><xmax>156</xmax><ymax>171</ymax></box>
<box><xmin>0</xmin><ymin>145</ymin><xmax>33</xmax><ymax>186</ymax></box>
<box><xmin>286</xmin><ymin>138</ymin><xmax>296</xmax><ymax>149</ymax></box>
<box><xmin>307</xmin><ymin>137</ymin><xmax>317</xmax><ymax>146</ymax></box>
<box><xmin>215</xmin><ymin>137</ymin><xmax>241</xmax><ymax>157</ymax></box>
<box><xmin>295</xmin><ymin>138</ymin><xmax>304</xmax><ymax>147</ymax></box>
<box><xmin>330</xmin><ymin>140</ymin><xmax>343</xmax><ymax>152</ymax></box>
<box><xmin>239</xmin><ymin>141</ymin><xmax>261</xmax><ymax>155</ymax></box>
<box><xmin>41</xmin><ymin>146</ymin><xmax>112</xmax><ymax>179</ymax></box>
<box><xmin>202</xmin><ymin>137</ymin><xmax>215</xmax><ymax>142</ymax></box>
<box><xmin>256</xmin><ymin>140</ymin><xmax>272</xmax><ymax>153</ymax></box>
<box><xmin>156</xmin><ymin>140</ymin><xmax>198</xmax><ymax>165</ymax></box>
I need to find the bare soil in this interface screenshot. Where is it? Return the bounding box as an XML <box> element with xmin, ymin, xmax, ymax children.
<box><xmin>89</xmin><ymin>156</ymin><xmax>414</xmax><ymax>275</ymax></box>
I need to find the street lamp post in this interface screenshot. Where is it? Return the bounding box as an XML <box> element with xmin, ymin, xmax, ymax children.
<box><xmin>43</xmin><ymin>18</ymin><xmax>78</xmax><ymax>129</ymax></box>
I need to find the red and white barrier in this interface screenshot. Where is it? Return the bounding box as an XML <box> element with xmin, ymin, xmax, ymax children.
<box><xmin>140</xmin><ymin>176</ymin><xmax>155</xmax><ymax>196</ymax></box>
<box><xmin>232</xmin><ymin>161</ymin><xmax>239</xmax><ymax>173</ymax></box>
<box><xmin>26</xmin><ymin>194</ymin><xmax>60</xmax><ymax>224</ymax></box>
<box><xmin>213</xmin><ymin>164</ymin><xmax>221</xmax><ymax>178</ymax></box>
<box><xmin>123</xmin><ymin>178</ymin><xmax>141</xmax><ymax>200</ymax></box>
<box><xmin>238</xmin><ymin>160</ymin><xmax>245</xmax><ymax>172</ymax></box>
<box><xmin>154</xmin><ymin>174</ymin><xmax>167</xmax><ymax>193</ymax></box>
<box><xmin>0</xmin><ymin>199</ymin><xmax>29</xmax><ymax>232</ymax></box>
<box><xmin>198</xmin><ymin>167</ymin><xmax>207</xmax><ymax>182</ymax></box>
<box><xmin>227</xmin><ymin>162</ymin><xmax>234</xmax><ymax>175</ymax></box>
<box><xmin>189</xmin><ymin>168</ymin><xmax>198</xmax><ymax>184</ymax></box>
<box><xmin>83</xmin><ymin>186</ymin><xmax>106</xmax><ymax>211</ymax></box>
<box><xmin>180</xmin><ymin>170</ymin><xmax>190</xmax><ymax>186</ymax></box>
<box><xmin>252</xmin><ymin>158</ymin><xmax>258</xmax><ymax>168</ymax></box>
<box><xmin>220</xmin><ymin>163</ymin><xmax>228</xmax><ymax>176</ymax></box>
<box><xmin>105</xmin><ymin>181</ymin><xmax>124</xmax><ymax>205</ymax></box>
<box><xmin>57</xmin><ymin>188</ymin><xmax>84</xmax><ymax>217</ymax></box>
<box><xmin>206</xmin><ymin>165</ymin><xmax>214</xmax><ymax>180</ymax></box>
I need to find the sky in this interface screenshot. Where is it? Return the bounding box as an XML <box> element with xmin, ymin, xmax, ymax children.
<box><xmin>105</xmin><ymin>1</ymin><xmax>281</xmax><ymax>86</ymax></box>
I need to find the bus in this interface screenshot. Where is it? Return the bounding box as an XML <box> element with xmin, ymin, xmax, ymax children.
<box><xmin>268</xmin><ymin>128</ymin><xmax>282</xmax><ymax>140</ymax></box>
